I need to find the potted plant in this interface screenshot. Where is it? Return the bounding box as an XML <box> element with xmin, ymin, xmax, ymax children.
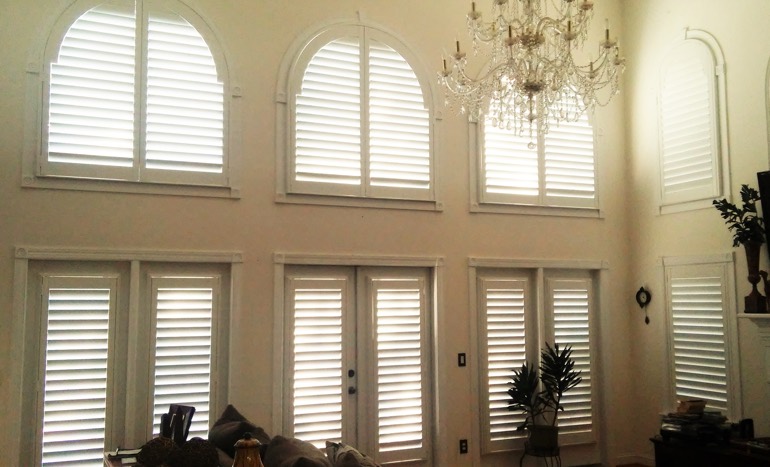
<box><xmin>713</xmin><ymin>184</ymin><xmax>767</xmax><ymax>312</ymax></box>
<box><xmin>507</xmin><ymin>343</ymin><xmax>582</xmax><ymax>454</ymax></box>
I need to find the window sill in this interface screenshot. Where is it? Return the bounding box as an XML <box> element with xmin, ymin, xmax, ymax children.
<box><xmin>471</xmin><ymin>202</ymin><xmax>603</xmax><ymax>218</ymax></box>
<box><xmin>275</xmin><ymin>192</ymin><xmax>443</xmax><ymax>212</ymax></box>
<box><xmin>22</xmin><ymin>175</ymin><xmax>240</xmax><ymax>199</ymax></box>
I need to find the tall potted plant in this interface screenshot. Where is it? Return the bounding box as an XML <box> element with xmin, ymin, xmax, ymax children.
<box><xmin>507</xmin><ymin>343</ymin><xmax>582</xmax><ymax>454</ymax></box>
<box><xmin>713</xmin><ymin>184</ymin><xmax>767</xmax><ymax>312</ymax></box>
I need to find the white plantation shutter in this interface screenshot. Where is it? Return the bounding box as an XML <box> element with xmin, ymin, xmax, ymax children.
<box><xmin>481</xmin><ymin>101</ymin><xmax>596</xmax><ymax>208</ymax></box>
<box><xmin>291</xmin><ymin>29</ymin><xmax>432</xmax><ymax>200</ymax></box>
<box><xmin>151</xmin><ymin>277</ymin><xmax>217</xmax><ymax>439</ymax></box>
<box><xmin>39</xmin><ymin>276</ymin><xmax>116</xmax><ymax>467</ymax></box>
<box><xmin>479</xmin><ymin>278</ymin><xmax>528</xmax><ymax>453</ymax></box>
<box><xmin>46</xmin><ymin>5</ymin><xmax>137</xmax><ymax>179</ymax></box>
<box><xmin>548</xmin><ymin>278</ymin><xmax>594</xmax><ymax>439</ymax></box>
<box><xmin>660</xmin><ymin>40</ymin><xmax>720</xmax><ymax>205</ymax></box>
<box><xmin>294</xmin><ymin>38</ymin><xmax>362</xmax><ymax>192</ymax></box>
<box><xmin>144</xmin><ymin>11</ymin><xmax>224</xmax><ymax>184</ymax></box>
<box><xmin>288</xmin><ymin>277</ymin><xmax>349</xmax><ymax>448</ymax></box>
<box><xmin>43</xmin><ymin>1</ymin><xmax>226</xmax><ymax>186</ymax></box>
<box><xmin>370</xmin><ymin>277</ymin><xmax>429</xmax><ymax>461</ymax></box>
<box><xmin>668</xmin><ymin>273</ymin><xmax>729</xmax><ymax>412</ymax></box>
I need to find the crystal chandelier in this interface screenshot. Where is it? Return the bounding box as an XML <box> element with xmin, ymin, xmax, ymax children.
<box><xmin>439</xmin><ymin>0</ymin><xmax>625</xmax><ymax>140</ymax></box>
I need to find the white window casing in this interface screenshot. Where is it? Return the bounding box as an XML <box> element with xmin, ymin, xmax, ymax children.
<box><xmin>658</xmin><ymin>29</ymin><xmax>729</xmax><ymax>213</ymax></box>
<box><xmin>663</xmin><ymin>254</ymin><xmax>741</xmax><ymax>419</ymax></box>
<box><xmin>24</xmin><ymin>0</ymin><xmax>239</xmax><ymax>198</ymax></box>
<box><xmin>276</xmin><ymin>21</ymin><xmax>439</xmax><ymax>210</ymax></box>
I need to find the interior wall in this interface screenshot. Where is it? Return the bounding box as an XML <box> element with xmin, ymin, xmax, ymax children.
<box><xmin>0</xmin><ymin>1</ymin><xmax>634</xmax><ymax>466</ymax></box>
<box><xmin>622</xmin><ymin>0</ymin><xmax>770</xmax><ymax>461</ymax></box>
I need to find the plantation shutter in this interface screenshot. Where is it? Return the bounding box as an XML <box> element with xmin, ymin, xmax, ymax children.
<box><xmin>668</xmin><ymin>272</ymin><xmax>729</xmax><ymax>412</ymax></box>
<box><xmin>144</xmin><ymin>10</ymin><xmax>225</xmax><ymax>185</ymax></box>
<box><xmin>481</xmin><ymin>98</ymin><xmax>596</xmax><ymax>208</ymax></box>
<box><xmin>479</xmin><ymin>278</ymin><xmax>529</xmax><ymax>453</ymax></box>
<box><xmin>39</xmin><ymin>276</ymin><xmax>117</xmax><ymax>467</ymax></box>
<box><xmin>660</xmin><ymin>40</ymin><xmax>720</xmax><ymax>205</ymax></box>
<box><xmin>287</xmin><ymin>276</ymin><xmax>350</xmax><ymax>448</ymax></box>
<box><xmin>291</xmin><ymin>30</ymin><xmax>432</xmax><ymax>200</ymax></box>
<box><xmin>151</xmin><ymin>277</ymin><xmax>217</xmax><ymax>439</ymax></box>
<box><xmin>370</xmin><ymin>276</ymin><xmax>429</xmax><ymax>462</ymax></box>
<box><xmin>548</xmin><ymin>278</ymin><xmax>594</xmax><ymax>440</ymax></box>
<box><xmin>45</xmin><ymin>5</ymin><xmax>137</xmax><ymax>180</ymax></box>
<box><xmin>43</xmin><ymin>2</ymin><xmax>226</xmax><ymax>186</ymax></box>
<box><xmin>368</xmin><ymin>38</ymin><xmax>431</xmax><ymax>197</ymax></box>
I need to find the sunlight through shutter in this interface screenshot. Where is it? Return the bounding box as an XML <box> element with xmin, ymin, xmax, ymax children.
<box><xmin>41</xmin><ymin>280</ymin><xmax>114</xmax><ymax>466</ymax></box>
<box><xmin>368</xmin><ymin>40</ymin><xmax>430</xmax><ymax>192</ymax></box>
<box><xmin>372</xmin><ymin>279</ymin><xmax>426</xmax><ymax>459</ymax></box>
<box><xmin>483</xmin><ymin>122</ymin><xmax>539</xmax><ymax>200</ymax></box>
<box><xmin>152</xmin><ymin>279</ymin><xmax>215</xmax><ymax>439</ymax></box>
<box><xmin>295</xmin><ymin>38</ymin><xmax>362</xmax><ymax>188</ymax></box>
<box><xmin>660</xmin><ymin>41</ymin><xmax>719</xmax><ymax>204</ymax></box>
<box><xmin>670</xmin><ymin>275</ymin><xmax>728</xmax><ymax>412</ymax></box>
<box><xmin>290</xmin><ymin>280</ymin><xmax>346</xmax><ymax>447</ymax></box>
<box><xmin>480</xmin><ymin>278</ymin><xmax>528</xmax><ymax>452</ymax></box>
<box><xmin>47</xmin><ymin>5</ymin><xmax>136</xmax><ymax>174</ymax></box>
<box><xmin>550</xmin><ymin>279</ymin><xmax>594</xmax><ymax>436</ymax></box>
<box><xmin>544</xmin><ymin>111</ymin><xmax>596</xmax><ymax>207</ymax></box>
<box><xmin>145</xmin><ymin>11</ymin><xmax>224</xmax><ymax>178</ymax></box>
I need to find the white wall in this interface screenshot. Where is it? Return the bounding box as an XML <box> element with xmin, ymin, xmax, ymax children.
<box><xmin>0</xmin><ymin>1</ymin><xmax>636</xmax><ymax>466</ymax></box>
<box><xmin>622</xmin><ymin>0</ymin><xmax>770</xmax><ymax>461</ymax></box>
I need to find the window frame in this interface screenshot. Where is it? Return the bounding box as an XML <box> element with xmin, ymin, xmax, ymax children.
<box><xmin>469</xmin><ymin>106</ymin><xmax>603</xmax><ymax>219</ymax></box>
<box><xmin>10</xmin><ymin>246</ymin><xmax>239</xmax><ymax>465</ymax></box>
<box><xmin>468</xmin><ymin>258</ymin><xmax>606</xmax><ymax>461</ymax></box>
<box><xmin>22</xmin><ymin>0</ymin><xmax>241</xmax><ymax>199</ymax></box>
<box><xmin>662</xmin><ymin>253</ymin><xmax>742</xmax><ymax>420</ymax></box>
<box><xmin>657</xmin><ymin>29</ymin><xmax>729</xmax><ymax>215</ymax></box>
<box><xmin>275</xmin><ymin>19</ymin><xmax>441</xmax><ymax>211</ymax></box>
<box><xmin>273</xmin><ymin>253</ymin><xmax>442</xmax><ymax>466</ymax></box>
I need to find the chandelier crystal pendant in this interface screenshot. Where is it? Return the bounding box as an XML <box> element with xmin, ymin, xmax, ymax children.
<box><xmin>439</xmin><ymin>0</ymin><xmax>625</xmax><ymax>140</ymax></box>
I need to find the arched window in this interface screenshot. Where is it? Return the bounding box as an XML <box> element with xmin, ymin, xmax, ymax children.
<box><xmin>26</xmin><ymin>0</ymin><xmax>236</xmax><ymax>195</ymax></box>
<box><xmin>277</xmin><ymin>23</ymin><xmax>437</xmax><ymax>208</ymax></box>
<box><xmin>658</xmin><ymin>30</ymin><xmax>728</xmax><ymax>212</ymax></box>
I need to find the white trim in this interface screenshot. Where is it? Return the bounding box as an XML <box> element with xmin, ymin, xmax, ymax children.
<box><xmin>16</xmin><ymin>246</ymin><xmax>243</xmax><ymax>264</ymax></box>
<box><xmin>468</xmin><ymin>257</ymin><xmax>609</xmax><ymax>271</ymax></box>
<box><xmin>662</xmin><ymin>252</ymin><xmax>734</xmax><ymax>267</ymax></box>
<box><xmin>274</xmin><ymin>252</ymin><xmax>444</xmax><ymax>268</ymax></box>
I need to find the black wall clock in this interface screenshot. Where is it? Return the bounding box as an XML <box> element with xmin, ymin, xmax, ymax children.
<box><xmin>636</xmin><ymin>286</ymin><xmax>651</xmax><ymax>324</ymax></box>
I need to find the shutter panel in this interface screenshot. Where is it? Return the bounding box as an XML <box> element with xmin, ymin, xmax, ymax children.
<box><xmin>549</xmin><ymin>279</ymin><xmax>594</xmax><ymax>437</ymax></box>
<box><xmin>144</xmin><ymin>10</ymin><xmax>225</xmax><ymax>183</ymax></box>
<box><xmin>482</xmin><ymin>121</ymin><xmax>540</xmax><ymax>202</ymax></box>
<box><xmin>289</xmin><ymin>278</ymin><xmax>347</xmax><ymax>448</ymax></box>
<box><xmin>151</xmin><ymin>278</ymin><xmax>215</xmax><ymax>439</ymax></box>
<box><xmin>479</xmin><ymin>278</ymin><xmax>528</xmax><ymax>452</ymax></box>
<box><xmin>669</xmin><ymin>275</ymin><xmax>729</xmax><ymax>412</ymax></box>
<box><xmin>368</xmin><ymin>40</ymin><xmax>431</xmax><ymax>195</ymax></box>
<box><xmin>371</xmin><ymin>277</ymin><xmax>428</xmax><ymax>462</ymax></box>
<box><xmin>660</xmin><ymin>40</ymin><xmax>719</xmax><ymax>204</ymax></box>
<box><xmin>544</xmin><ymin>111</ymin><xmax>596</xmax><ymax>207</ymax></box>
<box><xmin>294</xmin><ymin>38</ymin><xmax>362</xmax><ymax>192</ymax></box>
<box><xmin>46</xmin><ymin>5</ymin><xmax>137</xmax><ymax>179</ymax></box>
<box><xmin>40</xmin><ymin>278</ymin><xmax>115</xmax><ymax>466</ymax></box>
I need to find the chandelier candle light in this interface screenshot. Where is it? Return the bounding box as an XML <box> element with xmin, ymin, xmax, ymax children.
<box><xmin>439</xmin><ymin>0</ymin><xmax>625</xmax><ymax>141</ymax></box>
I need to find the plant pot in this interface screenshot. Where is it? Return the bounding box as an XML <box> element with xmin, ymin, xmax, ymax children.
<box><xmin>526</xmin><ymin>425</ymin><xmax>559</xmax><ymax>456</ymax></box>
<box><xmin>743</xmin><ymin>241</ymin><xmax>767</xmax><ymax>313</ymax></box>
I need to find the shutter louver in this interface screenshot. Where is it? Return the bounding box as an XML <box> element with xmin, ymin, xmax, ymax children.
<box><xmin>145</xmin><ymin>12</ymin><xmax>224</xmax><ymax>178</ymax></box>
<box><xmin>551</xmin><ymin>280</ymin><xmax>593</xmax><ymax>435</ymax></box>
<box><xmin>152</xmin><ymin>283</ymin><xmax>214</xmax><ymax>439</ymax></box>
<box><xmin>481</xmin><ymin>279</ymin><xmax>528</xmax><ymax>450</ymax></box>
<box><xmin>483</xmin><ymin>122</ymin><xmax>540</xmax><ymax>199</ymax></box>
<box><xmin>295</xmin><ymin>38</ymin><xmax>362</xmax><ymax>188</ymax></box>
<box><xmin>291</xmin><ymin>283</ymin><xmax>345</xmax><ymax>448</ymax></box>
<box><xmin>660</xmin><ymin>42</ymin><xmax>719</xmax><ymax>204</ymax></box>
<box><xmin>42</xmin><ymin>285</ymin><xmax>112</xmax><ymax>466</ymax></box>
<box><xmin>373</xmin><ymin>281</ymin><xmax>425</xmax><ymax>457</ymax></box>
<box><xmin>670</xmin><ymin>275</ymin><xmax>728</xmax><ymax>412</ymax></box>
<box><xmin>47</xmin><ymin>6</ymin><xmax>136</xmax><ymax>174</ymax></box>
<box><xmin>368</xmin><ymin>40</ymin><xmax>430</xmax><ymax>192</ymax></box>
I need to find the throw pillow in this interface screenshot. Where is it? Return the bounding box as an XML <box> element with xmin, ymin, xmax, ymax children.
<box><xmin>325</xmin><ymin>441</ymin><xmax>380</xmax><ymax>467</ymax></box>
<box><xmin>208</xmin><ymin>404</ymin><xmax>271</xmax><ymax>459</ymax></box>
<box><xmin>262</xmin><ymin>436</ymin><xmax>332</xmax><ymax>467</ymax></box>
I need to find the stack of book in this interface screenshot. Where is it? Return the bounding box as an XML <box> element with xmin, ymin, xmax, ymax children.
<box><xmin>660</xmin><ymin>410</ymin><xmax>731</xmax><ymax>443</ymax></box>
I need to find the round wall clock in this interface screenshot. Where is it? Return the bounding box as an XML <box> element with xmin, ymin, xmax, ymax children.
<box><xmin>635</xmin><ymin>286</ymin><xmax>651</xmax><ymax>324</ymax></box>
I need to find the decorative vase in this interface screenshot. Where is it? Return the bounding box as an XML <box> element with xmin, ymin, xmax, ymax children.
<box><xmin>232</xmin><ymin>432</ymin><xmax>264</xmax><ymax>467</ymax></box>
<box><xmin>743</xmin><ymin>240</ymin><xmax>767</xmax><ymax>313</ymax></box>
<box><xmin>525</xmin><ymin>425</ymin><xmax>559</xmax><ymax>456</ymax></box>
